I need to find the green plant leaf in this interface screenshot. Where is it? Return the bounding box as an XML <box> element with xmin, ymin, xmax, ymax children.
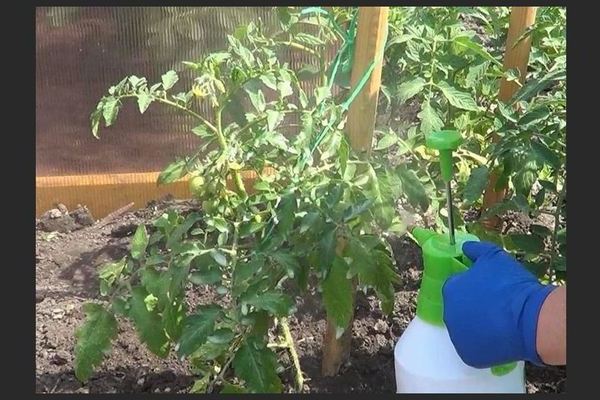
<box><xmin>161</xmin><ymin>70</ymin><xmax>179</xmax><ymax>90</ymax></box>
<box><xmin>192</xmin><ymin>124</ymin><xmax>211</xmax><ymax>138</ymax></box>
<box><xmin>74</xmin><ymin>304</ymin><xmax>118</xmax><ymax>382</ymax></box>
<box><xmin>418</xmin><ymin>101</ymin><xmax>444</xmax><ymax>135</ymax></box>
<box><xmin>266</xmin><ymin>110</ymin><xmax>284</xmax><ymax>132</ymax></box>
<box><xmin>177</xmin><ymin>304</ymin><xmax>223</xmax><ymax>356</ymax></box>
<box><xmin>271</xmin><ymin>251</ymin><xmax>300</xmax><ymax>278</ymax></box>
<box><xmin>437</xmin><ymin>80</ymin><xmax>480</xmax><ymax>111</ymax></box>
<box><xmin>163</xmin><ymin>299</ymin><xmax>186</xmax><ymax>341</ymax></box>
<box><xmin>129</xmin><ymin>287</ymin><xmax>170</xmax><ymax>358</ymax></box>
<box><xmin>157</xmin><ymin>159</ymin><xmax>187</xmax><ymax>185</ymax></box>
<box><xmin>497</xmin><ymin>102</ymin><xmax>517</xmax><ymax>123</ymax></box>
<box><xmin>338</xmin><ymin>137</ymin><xmax>349</xmax><ymax>175</ymax></box>
<box><xmin>297</xmin><ymin>64</ymin><xmax>320</xmax><ymax>81</ymax></box>
<box><xmin>531</xmin><ymin>140</ymin><xmax>560</xmax><ymax>169</ymax></box>
<box><xmin>140</xmin><ymin>267</ymin><xmax>170</xmax><ymax>310</ymax></box>
<box><xmin>233</xmin><ymin>336</ymin><xmax>283</xmax><ymax>393</ymax></box>
<box><xmin>465</xmin><ymin>61</ymin><xmax>489</xmax><ymax>89</ymax></box>
<box><xmin>397</xmin><ymin>166</ymin><xmax>429</xmax><ymax>212</ymax></box>
<box><xmin>277</xmin><ymin>80</ymin><xmax>293</xmax><ymax>98</ymax></box>
<box><xmin>190</xmin><ymin>266</ymin><xmax>221</xmax><ymax>285</ymax></box>
<box><xmin>453</xmin><ymin>36</ymin><xmax>501</xmax><ymax>66</ymax></box>
<box><xmin>346</xmin><ymin>237</ymin><xmax>398</xmax><ymax>314</ymax></box>
<box><xmin>315</xmin><ymin>86</ymin><xmax>331</xmax><ymax>104</ymax></box>
<box><xmin>210</xmin><ymin>249</ymin><xmax>228</xmax><ymax>267</ymax></box>
<box><xmin>137</xmin><ymin>92</ymin><xmax>153</xmax><ymax>114</ymax></box>
<box><xmin>397</xmin><ymin>77</ymin><xmax>426</xmax><ymax>103</ymax></box>
<box><xmin>90</xmin><ymin>108</ymin><xmax>102</xmax><ymax>138</ymax></box>
<box><xmin>245</xmin><ymin>84</ymin><xmax>266</xmax><ymax>113</ymax></box>
<box><xmin>343</xmin><ymin>199</ymin><xmax>374</xmax><ymax>222</ymax></box>
<box><xmin>221</xmin><ymin>383</ymin><xmax>249</xmax><ymax>393</ymax></box>
<box><xmin>242</xmin><ymin>290</ymin><xmax>294</xmax><ymax>317</ymax></box>
<box><xmin>511</xmin><ymin>68</ymin><xmax>565</xmax><ymax>104</ymax></box>
<box><xmin>513</xmin><ymin>159</ymin><xmax>538</xmax><ymax>196</ymax></box>
<box><xmin>321</xmin><ymin>256</ymin><xmax>353</xmax><ymax>338</ymax></box>
<box><xmin>102</xmin><ymin>97</ymin><xmax>120</xmax><ymax>126</ymax></box>
<box><xmin>98</xmin><ymin>257</ymin><xmax>126</xmax><ymax>296</ymax></box>
<box><xmin>166</xmin><ymin>212</ymin><xmax>203</xmax><ymax>249</ymax></box>
<box><xmin>507</xmin><ymin>233</ymin><xmax>545</xmax><ymax>254</ymax></box>
<box><xmin>131</xmin><ymin>225</ymin><xmax>148</xmax><ymax>260</ymax></box>
<box><xmin>519</xmin><ymin>106</ymin><xmax>550</xmax><ymax>129</ymax></box>
<box><xmin>530</xmin><ymin>224</ymin><xmax>552</xmax><ymax>237</ymax></box>
<box><xmin>260</xmin><ymin>72</ymin><xmax>278</xmax><ymax>90</ymax></box>
<box><xmin>375</xmin><ymin>132</ymin><xmax>398</xmax><ymax>151</ymax></box>
<box><xmin>320</xmin><ymin>225</ymin><xmax>337</xmax><ymax>270</ymax></box>
<box><xmin>464</xmin><ymin>166</ymin><xmax>489</xmax><ymax>204</ymax></box>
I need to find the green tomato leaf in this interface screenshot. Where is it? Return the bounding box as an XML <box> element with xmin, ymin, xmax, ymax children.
<box><xmin>130</xmin><ymin>225</ymin><xmax>148</xmax><ymax>260</ymax></box>
<box><xmin>157</xmin><ymin>159</ymin><xmax>187</xmax><ymax>185</ymax></box>
<box><xmin>177</xmin><ymin>304</ymin><xmax>223</xmax><ymax>357</ymax></box>
<box><xmin>137</xmin><ymin>91</ymin><xmax>153</xmax><ymax>114</ymax></box>
<box><xmin>128</xmin><ymin>287</ymin><xmax>170</xmax><ymax>358</ymax></box>
<box><xmin>531</xmin><ymin>140</ymin><xmax>560</xmax><ymax>169</ymax></box>
<box><xmin>98</xmin><ymin>257</ymin><xmax>126</xmax><ymax>296</ymax></box>
<box><xmin>397</xmin><ymin>166</ymin><xmax>429</xmax><ymax>212</ymax></box>
<box><xmin>266</xmin><ymin>110</ymin><xmax>284</xmax><ymax>132</ymax></box>
<box><xmin>397</xmin><ymin>77</ymin><xmax>426</xmax><ymax>103</ymax></box>
<box><xmin>464</xmin><ymin>166</ymin><xmax>489</xmax><ymax>204</ymax></box>
<box><xmin>418</xmin><ymin>101</ymin><xmax>444</xmax><ymax>135</ymax></box>
<box><xmin>74</xmin><ymin>304</ymin><xmax>118</xmax><ymax>382</ymax></box>
<box><xmin>242</xmin><ymin>290</ymin><xmax>294</xmax><ymax>317</ymax></box>
<box><xmin>161</xmin><ymin>70</ymin><xmax>179</xmax><ymax>90</ymax></box>
<box><xmin>375</xmin><ymin>132</ymin><xmax>398</xmax><ymax>151</ymax></box>
<box><xmin>321</xmin><ymin>256</ymin><xmax>354</xmax><ymax>339</ymax></box>
<box><xmin>102</xmin><ymin>97</ymin><xmax>120</xmax><ymax>127</ymax></box>
<box><xmin>437</xmin><ymin>80</ymin><xmax>480</xmax><ymax>111</ymax></box>
<box><xmin>233</xmin><ymin>336</ymin><xmax>282</xmax><ymax>393</ymax></box>
<box><xmin>507</xmin><ymin>233</ymin><xmax>545</xmax><ymax>254</ymax></box>
<box><xmin>519</xmin><ymin>106</ymin><xmax>550</xmax><ymax>129</ymax></box>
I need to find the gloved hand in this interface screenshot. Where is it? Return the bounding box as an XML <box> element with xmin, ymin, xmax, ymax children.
<box><xmin>442</xmin><ymin>241</ymin><xmax>556</xmax><ymax>369</ymax></box>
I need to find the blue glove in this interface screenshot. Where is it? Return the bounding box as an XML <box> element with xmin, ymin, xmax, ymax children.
<box><xmin>442</xmin><ymin>241</ymin><xmax>555</xmax><ymax>369</ymax></box>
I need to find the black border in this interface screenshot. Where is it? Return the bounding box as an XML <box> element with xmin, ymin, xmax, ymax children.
<box><xmin>22</xmin><ymin>1</ymin><xmax>588</xmax><ymax>399</ymax></box>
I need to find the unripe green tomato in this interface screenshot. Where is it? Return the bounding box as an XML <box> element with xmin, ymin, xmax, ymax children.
<box><xmin>254</xmin><ymin>214</ymin><xmax>262</xmax><ymax>223</ymax></box>
<box><xmin>189</xmin><ymin>175</ymin><xmax>206</xmax><ymax>198</ymax></box>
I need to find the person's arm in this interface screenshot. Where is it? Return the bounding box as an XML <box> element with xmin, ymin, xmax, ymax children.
<box><xmin>537</xmin><ymin>285</ymin><xmax>566</xmax><ymax>365</ymax></box>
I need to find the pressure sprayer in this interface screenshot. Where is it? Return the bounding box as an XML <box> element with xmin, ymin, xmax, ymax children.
<box><xmin>393</xmin><ymin>130</ymin><xmax>526</xmax><ymax>393</ymax></box>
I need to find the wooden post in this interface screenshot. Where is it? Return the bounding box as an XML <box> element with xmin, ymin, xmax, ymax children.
<box><xmin>321</xmin><ymin>6</ymin><xmax>389</xmax><ymax>377</ymax></box>
<box><xmin>482</xmin><ymin>6</ymin><xmax>537</xmax><ymax>229</ymax></box>
<box><xmin>346</xmin><ymin>7</ymin><xmax>389</xmax><ymax>154</ymax></box>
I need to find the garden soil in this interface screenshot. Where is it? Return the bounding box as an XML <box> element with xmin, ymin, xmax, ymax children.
<box><xmin>35</xmin><ymin>198</ymin><xmax>566</xmax><ymax>393</ymax></box>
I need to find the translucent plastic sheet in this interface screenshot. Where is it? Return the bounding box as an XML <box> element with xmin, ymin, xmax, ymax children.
<box><xmin>36</xmin><ymin>7</ymin><xmax>338</xmax><ymax>176</ymax></box>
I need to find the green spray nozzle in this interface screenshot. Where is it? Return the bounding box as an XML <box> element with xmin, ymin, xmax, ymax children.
<box><xmin>425</xmin><ymin>130</ymin><xmax>463</xmax><ymax>183</ymax></box>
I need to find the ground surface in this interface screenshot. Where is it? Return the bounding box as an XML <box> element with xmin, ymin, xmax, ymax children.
<box><xmin>35</xmin><ymin>199</ymin><xmax>566</xmax><ymax>394</ymax></box>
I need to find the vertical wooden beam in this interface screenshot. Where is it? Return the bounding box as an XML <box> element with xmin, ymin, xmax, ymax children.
<box><xmin>482</xmin><ymin>7</ymin><xmax>537</xmax><ymax>229</ymax></box>
<box><xmin>322</xmin><ymin>6</ymin><xmax>389</xmax><ymax>377</ymax></box>
<box><xmin>346</xmin><ymin>7</ymin><xmax>389</xmax><ymax>155</ymax></box>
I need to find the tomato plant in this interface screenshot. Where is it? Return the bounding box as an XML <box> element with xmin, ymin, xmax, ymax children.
<box><xmin>75</xmin><ymin>10</ymin><xmax>405</xmax><ymax>393</ymax></box>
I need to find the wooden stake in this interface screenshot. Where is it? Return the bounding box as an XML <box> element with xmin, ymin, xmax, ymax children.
<box><xmin>482</xmin><ymin>7</ymin><xmax>537</xmax><ymax>229</ymax></box>
<box><xmin>346</xmin><ymin>7</ymin><xmax>389</xmax><ymax>155</ymax></box>
<box><xmin>321</xmin><ymin>7</ymin><xmax>389</xmax><ymax>377</ymax></box>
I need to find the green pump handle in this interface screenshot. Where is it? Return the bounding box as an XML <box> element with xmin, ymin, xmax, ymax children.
<box><xmin>425</xmin><ymin>130</ymin><xmax>463</xmax><ymax>183</ymax></box>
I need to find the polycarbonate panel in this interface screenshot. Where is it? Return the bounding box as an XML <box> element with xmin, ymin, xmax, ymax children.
<box><xmin>36</xmin><ymin>7</ymin><xmax>339</xmax><ymax>176</ymax></box>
